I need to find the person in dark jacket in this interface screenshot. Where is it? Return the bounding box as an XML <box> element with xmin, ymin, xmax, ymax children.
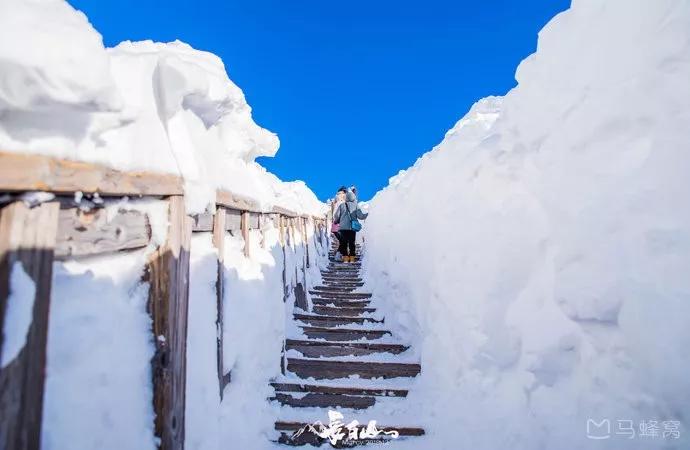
<box><xmin>332</xmin><ymin>189</ymin><xmax>368</xmax><ymax>263</ymax></box>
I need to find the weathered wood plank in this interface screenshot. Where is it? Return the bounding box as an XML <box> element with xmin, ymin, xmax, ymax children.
<box><xmin>55</xmin><ymin>207</ymin><xmax>149</xmax><ymax>259</ymax></box>
<box><xmin>191</xmin><ymin>212</ymin><xmax>213</xmax><ymax>232</ymax></box>
<box><xmin>286</xmin><ymin>358</ymin><xmax>421</xmax><ymax>380</ymax></box>
<box><xmin>271</xmin><ymin>205</ymin><xmax>298</xmax><ymax>218</ymax></box>
<box><xmin>0</xmin><ymin>151</ymin><xmax>183</xmax><ymax>196</ymax></box>
<box><xmin>224</xmin><ymin>209</ymin><xmax>242</xmax><ymax>231</ymax></box>
<box><xmin>247</xmin><ymin>212</ymin><xmax>260</xmax><ymax>230</ymax></box>
<box><xmin>216</xmin><ymin>190</ymin><xmax>261</xmax><ymax>213</ymax></box>
<box><xmin>299</xmin><ymin>326</ymin><xmax>389</xmax><ymax>342</ymax></box>
<box><xmin>241</xmin><ymin>211</ymin><xmax>250</xmax><ymax>258</ymax></box>
<box><xmin>146</xmin><ymin>196</ymin><xmax>192</xmax><ymax>450</ymax></box>
<box><xmin>0</xmin><ymin>200</ymin><xmax>60</xmax><ymax>450</ymax></box>
<box><xmin>211</xmin><ymin>207</ymin><xmax>226</xmax><ymax>399</ymax></box>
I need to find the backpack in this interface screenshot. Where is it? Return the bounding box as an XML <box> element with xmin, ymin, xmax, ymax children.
<box><xmin>345</xmin><ymin>203</ymin><xmax>362</xmax><ymax>232</ymax></box>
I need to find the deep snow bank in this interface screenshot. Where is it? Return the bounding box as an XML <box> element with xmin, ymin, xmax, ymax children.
<box><xmin>0</xmin><ymin>0</ymin><xmax>324</xmax><ymax>216</ymax></box>
<box><xmin>364</xmin><ymin>0</ymin><xmax>690</xmax><ymax>449</ymax></box>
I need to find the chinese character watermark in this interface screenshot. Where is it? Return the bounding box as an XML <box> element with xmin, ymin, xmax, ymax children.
<box><xmin>587</xmin><ymin>418</ymin><xmax>682</xmax><ymax>440</ymax></box>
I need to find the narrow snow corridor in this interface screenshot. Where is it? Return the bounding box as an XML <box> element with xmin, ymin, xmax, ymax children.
<box><xmin>270</xmin><ymin>242</ymin><xmax>424</xmax><ymax>447</ymax></box>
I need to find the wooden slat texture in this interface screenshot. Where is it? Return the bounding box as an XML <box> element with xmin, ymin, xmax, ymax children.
<box><xmin>241</xmin><ymin>212</ymin><xmax>250</xmax><ymax>258</ymax></box>
<box><xmin>224</xmin><ymin>209</ymin><xmax>242</xmax><ymax>231</ymax></box>
<box><xmin>0</xmin><ymin>200</ymin><xmax>60</xmax><ymax>450</ymax></box>
<box><xmin>247</xmin><ymin>212</ymin><xmax>260</xmax><ymax>230</ymax></box>
<box><xmin>55</xmin><ymin>207</ymin><xmax>149</xmax><ymax>259</ymax></box>
<box><xmin>0</xmin><ymin>151</ymin><xmax>183</xmax><ymax>196</ymax></box>
<box><xmin>271</xmin><ymin>205</ymin><xmax>298</xmax><ymax>217</ymax></box>
<box><xmin>191</xmin><ymin>212</ymin><xmax>213</xmax><ymax>232</ymax></box>
<box><xmin>147</xmin><ymin>196</ymin><xmax>192</xmax><ymax>450</ymax></box>
<box><xmin>216</xmin><ymin>190</ymin><xmax>261</xmax><ymax>213</ymax></box>
<box><xmin>286</xmin><ymin>358</ymin><xmax>421</xmax><ymax>380</ymax></box>
<box><xmin>211</xmin><ymin>207</ymin><xmax>226</xmax><ymax>399</ymax></box>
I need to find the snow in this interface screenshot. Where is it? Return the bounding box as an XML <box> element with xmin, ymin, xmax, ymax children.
<box><xmin>0</xmin><ymin>0</ymin><xmax>325</xmax><ymax>216</ymax></box>
<box><xmin>363</xmin><ymin>0</ymin><xmax>690</xmax><ymax>449</ymax></box>
<box><xmin>185</xmin><ymin>234</ymin><xmax>222</xmax><ymax>450</ymax></box>
<box><xmin>42</xmin><ymin>250</ymin><xmax>156</xmax><ymax>450</ymax></box>
<box><xmin>0</xmin><ymin>262</ymin><xmax>36</xmax><ymax>368</ymax></box>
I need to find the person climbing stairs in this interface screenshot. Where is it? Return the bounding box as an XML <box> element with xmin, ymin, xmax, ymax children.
<box><xmin>270</xmin><ymin>242</ymin><xmax>425</xmax><ymax>446</ymax></box>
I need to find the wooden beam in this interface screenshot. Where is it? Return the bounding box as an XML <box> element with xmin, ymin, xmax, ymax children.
<box><xmin>0</xmin><ymin>151</ymin><xmax>183</xmax><ymax>196</ymax></box>
<box><xmin>240</xmin><ymin>212</ymin><xmax>250</xmax><ymax>258</ymax></box>
<box><xmin>224</xmin><ymin>209</ymin><xmax>242</xmax><ymax>232</ymax></box>
<box><xmin>146</xmin><ymin>196</ymin><xmax>192</xmax><ymax>450</ymax></box>
<box><xmin>271</xmin><ymin>205</ymin><xmax>298</xmax><ymax>218</ymax></box>
<box><xmin>0</xmin><ymin>200</ymin><xmax>60</xmax><ymax>450</ymax></box>
<box><xmin>55</xmin><ymin>207</ymin><xmax>149</xmax><ymax>259</ymax></box>
<box><xmin>302</xmin><ymin>217</ymin><xmax>310</xmax><ymax>268</ymax></box>
<box><xmin>191</xmin><ymin>212</ymin><xmax>213</xmax><ymax>232</ymax></box>
<box><xmin>211</xmin><ymin>207</ymin><xmax>226</xmax><ymax>399</ymax></box>
<box><xmin>215</xmin><ymin>190</ymin><xmax>261</xmax><ymax>213</ymax></box>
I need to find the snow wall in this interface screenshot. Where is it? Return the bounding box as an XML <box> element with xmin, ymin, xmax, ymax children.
<box><xmin>363</xmin><ymin>0</ymin><xmax>690</xmax><ymax>449</ymax></box>
<box><xmin>0</xmin><ymin>1</ymin><xmax>330</xmax><ymax>449</ymax></box>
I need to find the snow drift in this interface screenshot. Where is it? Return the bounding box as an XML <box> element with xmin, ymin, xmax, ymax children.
<box><xmin>0</xmin><ymin>1</ymin><xmax>330</xmax><ymax>450</ymax></box>
<box><xmin>0</xmin><ymin>0</ymin><xmax>323</xmax><ymax>216</ymax></box>
<box><xmin>364</xmin><ymin>0</ymin><xmax>690</xmax><ymax>449</ymax></box>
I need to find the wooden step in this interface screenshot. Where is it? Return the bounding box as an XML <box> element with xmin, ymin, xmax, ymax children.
<box><xmin>310</xmin><ymin>291</ymin><xmax>372</xmax><ymax>299</ymax></box>
<box><xmin>270</xmin><ymin>383</ymin><xmax>409</xmax><ymax>410</ymax></box>
<box><xmin>311</xmin><ymin>305</ymin><xmax>375</xmax><ymax>317</ymax></box>
<box><xmin>321</xmin><ymin>280</ymin><xmax>364</xmax><ymax>286</ymax></box>
<box><xmin>287</xmin><ymin>358</ymin><xmax>421</xmax><ymax>380</ymax></box>
<box><xmin>320</xmin><ymin>278</ymin><xmax>363</xmax><ymax>284</ymax></box>
<box><xmin>312</xmin><ymin>286</ymin><xmax>359</xmax><ymax>293</ymax></box>
<box><xmin>300</xmin><ymin>326</ymin><xmax>389</xmax><ymax>341</ymax></box>
<box><xmin>312</xmin><ymin>298</ymin><xmax>371</xmax><ymax>308</ymax></box>
<box><xmin>322</xmin><ymin>271</ymin><xmax>362</xmax><ymax>276</ymax></box>
<box><xmin>271</xmin><ymin>382</ymin><xmax>408</xmax><ymax>398</ymax></box>
<box><xmin>272</xmin><ymin>391</ymin><xmax>375</xmax><ymax>410</ymax></box>
<box><xmin>286</xmin><ymin>339</ymin><xmax>408</xmax><ymax>357</ymax></box>
<box><xmin>294</xmin><ymin>314</ymin><xmax>383</xmax><ymax>327</ymax></box>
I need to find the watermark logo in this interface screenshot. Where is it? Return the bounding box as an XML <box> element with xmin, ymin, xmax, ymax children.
<box><xmin>291</xmin><ymin>410</ymin><xmax>400</xmax><ymax>446</ymax></box>
<box><xmin>586</xmin><ymin>418</ymin><xmax>681</xmax><ymax>440</ymax></box>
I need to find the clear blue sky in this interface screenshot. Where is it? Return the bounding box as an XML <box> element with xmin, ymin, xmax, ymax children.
<box><xmin>69</xmin><ymin>0</ymin><xmax>570</xmax><ymax>201</ymax></box>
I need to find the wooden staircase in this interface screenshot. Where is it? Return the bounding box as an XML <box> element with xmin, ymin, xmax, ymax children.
<box><xmin>272</xmin><ymin>243</ymin><xmax>424</xmax><ymax>446</ymax></box>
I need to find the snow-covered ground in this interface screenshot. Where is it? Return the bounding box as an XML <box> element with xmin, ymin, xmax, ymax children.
<box><xmin>363</xmin><ymin>0</ymin><xmax>690</xmax><ymax>449</ymax></box>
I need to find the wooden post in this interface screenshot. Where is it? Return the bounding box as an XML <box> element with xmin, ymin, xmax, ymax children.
<box><xmin>302</xmin><ymin>217</ymin><xmax>310</xmax><ymax>268</ymax></box>
<box><xmin>240</xmin><ymin>212</ymin><xmax>250</xmax><ymax>258</ymax></box>
<box><xmin>147</xmin><ymin>196</ymin><xmax>192</xmax><ymax>450</ymax></box>
<box><xmin>0</xmin><ymin>201</ymin><xmax>59</xmax><ymax>450</ymax></box>
<box><xmin>211</xmin><ymin>206</ymin><xmax>226</xmax><ymax>399</ymax></box>
<box><xmin>277</xmin><ymin>216</ymin><xmax>283</xmax><ymax>247</ymax></box>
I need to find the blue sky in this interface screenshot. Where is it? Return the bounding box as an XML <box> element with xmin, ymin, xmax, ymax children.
<box><xmin>70</xmin><ymin>0</ymin><xmax>570</xmax><ymax>201</ymax></box>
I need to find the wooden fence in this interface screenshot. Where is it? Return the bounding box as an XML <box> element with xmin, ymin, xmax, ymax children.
<box><xmin>0</xmin><ymin>151</ymin><xmax>328</xmax><ymax>450</ymax></box>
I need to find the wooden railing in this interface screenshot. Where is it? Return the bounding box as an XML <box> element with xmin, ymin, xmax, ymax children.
<box><xmin>0</xmin><ymin>151</ymin><xmax>328</xmax><ymax>450</ymax></box>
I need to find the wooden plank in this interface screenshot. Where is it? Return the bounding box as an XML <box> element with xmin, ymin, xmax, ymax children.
<box><xmin>247</xmin><ymin>212</ymin><xmax>260</xmax><ymax>230</ymax></box>
<box><xmin>0</xmin><ymin>151</ymin><xmax>183</xmax><ymax>196</ymax></box>
<box><xmin>215</xmin><ymin>190</ymin><xmax>261</xmax><ymax>213</ymax></box>
<box><xmin>146</xmin><ymin>196</ymin><xmax>192</xmax><ymax>450</ymax></box>
<box><xmin>286</xmin><ymin>358</ymin><xmax>421</xmax><ymax>380</ymax></box>
<box><xmin>302</xmin><ymin>217</ymin><xmax>310</xmax><ymax>268</ymax></box>
<box><xmin>224</xmin><ymin>209</ymin><xmax>242</xmax><ymax>231</ymax></box>
<box><xmin>272</xmin><ymin>205</ymin><xmax>298</xmax><ymax>218</ymax></box>
<box><xmin>191</xmin><ymin>212</ymin><xmax>213</xmax><ymax>232</ymax></box>
<box><xmin>0</xmin><ymin>200</ymin><xmax>60</xmax><ymax>450</ymax></box>
<box><xmin>241</xmin><ymin>212</ymin><xmax>250</xmax><ymax>258</ymax></box>
<box><xmin>271</xmin><ymin>382</ymin><xmax>408</xmax><ymax>398</ymax></box>
<box><xmin>55</xmin><ymin>207</ymin><xmax>149</xmax><ymax>259</ymax></box>
<box><xmin>211</xmin><ymin>207</ymin><xmax>226</xmax><ymax>399</ymax></box>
